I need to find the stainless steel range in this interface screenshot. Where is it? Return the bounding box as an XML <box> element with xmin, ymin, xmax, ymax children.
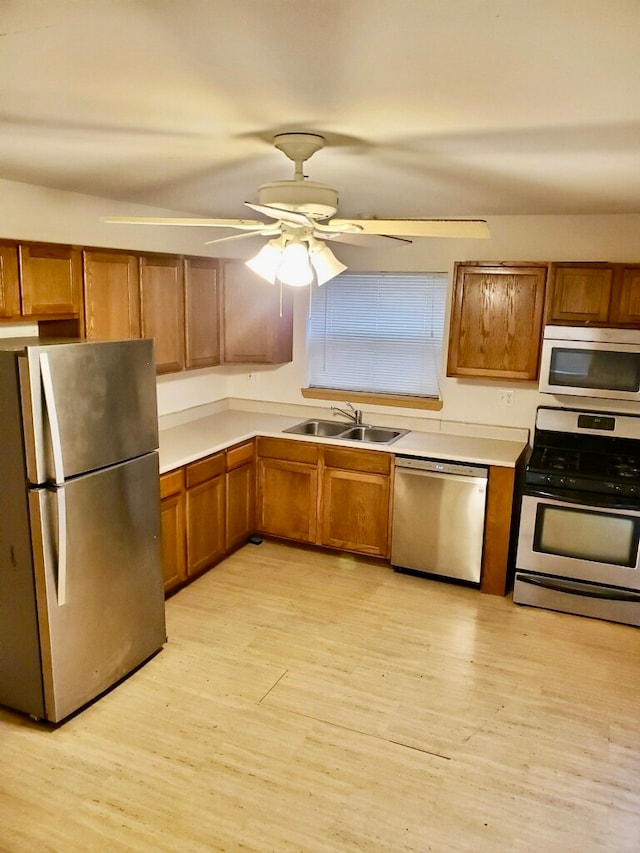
<box><xmin>514</xmin><ymin>406</ymin><xmax>640</xmax><ymax>627</ymax></box>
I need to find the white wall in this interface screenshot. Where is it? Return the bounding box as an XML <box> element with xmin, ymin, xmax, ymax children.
<box><xmin>3</xmin><ymin>179</ymin><xmax>640</xmax><ymax>433</ymax></box>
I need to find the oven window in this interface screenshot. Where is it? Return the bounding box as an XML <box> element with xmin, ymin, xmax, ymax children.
<box><xmin>549</xmin><ymin>348</ymin><xmax>640</xmax><ymax>392</ymax></box>
<box><xmin>534</xmin><ymin>504</ymin><xmax>638</xmax><ymax>567</ymax></box>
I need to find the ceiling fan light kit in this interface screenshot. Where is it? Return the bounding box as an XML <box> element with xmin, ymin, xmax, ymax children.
<box><xmin>103</xmin><ymin>130</ymin><xmax>490</xmax><ymax>287</ymax></box>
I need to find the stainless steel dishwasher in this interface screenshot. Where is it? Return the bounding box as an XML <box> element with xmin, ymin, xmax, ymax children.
<box><xmin>391</xmin><ymin>456</ymin><xmax>488</xmax><ymax>584</ymax></box>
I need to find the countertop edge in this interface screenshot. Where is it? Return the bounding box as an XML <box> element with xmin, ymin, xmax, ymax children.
<box><xmin>158</xmin><ymin>410</ymin><xmax>529</xmax><ymax>474</ymax></box>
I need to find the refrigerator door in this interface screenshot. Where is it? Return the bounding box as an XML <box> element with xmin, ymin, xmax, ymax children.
<box><xmin>20</xmin><ymin>339</ymin><xmax>158</xmax><ymax>485</ymax></box>
<box><xmin>28</xmin><ymin>451</ymin><xmax>166</xmax><ymax>722</ymax></box>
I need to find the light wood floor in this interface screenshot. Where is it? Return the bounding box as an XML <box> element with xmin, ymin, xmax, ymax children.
<box><xmin>1</xmin><ymin>541</ymin><xmax>639</xmax><ymax>852</ymax></box>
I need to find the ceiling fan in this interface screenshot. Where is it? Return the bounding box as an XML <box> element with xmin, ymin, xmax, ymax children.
<box><xmin>103</xmin><ymin>132</ymin><xmax>490</xmax><ymax>286</ymax></box>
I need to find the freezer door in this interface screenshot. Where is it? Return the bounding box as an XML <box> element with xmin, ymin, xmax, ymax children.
<box><xmin>29</xmin><ymin>451</ymin><xmax>166</xmax><ymax>722</ymax></box>
<box><xmin>20</xmin><ymin>339</ymin><xmax>158</xmax><ymax>484</ymax></box>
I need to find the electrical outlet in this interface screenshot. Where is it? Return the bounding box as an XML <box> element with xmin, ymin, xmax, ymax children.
<box><xmin>500</xmin><ymin>389</ymin><xmax>514</xmax><ymax>407</ymax></box>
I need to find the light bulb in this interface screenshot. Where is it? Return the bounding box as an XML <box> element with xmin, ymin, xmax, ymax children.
<box><xmin>277</xmin><ymin>241</ymin><xmax>313</xmax><ymax>287</ymax></box>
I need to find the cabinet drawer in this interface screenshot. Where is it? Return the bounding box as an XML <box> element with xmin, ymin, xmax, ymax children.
<box><xmin>257</xmin><ymin>436</ymin><xmax>319</xmax><ymax>465</ymax></box>
<box><xmin>226</xmin><ymin>440</ymin><xmax>254</xmax><ymax>471</ymax></box>
<box><xmin>323</xmin><ymin>447</ymin><xmax>391</xmax><ymax>475</ymax></box>
<box><xmin>160</xmin><ymin>468</ymin><xmax>184</xmax><ymax>498</ymax></box>
<box><xmin>186</xmin><ymin>453</ymin><xmax>225</xmax><ymax>488</ymax></box>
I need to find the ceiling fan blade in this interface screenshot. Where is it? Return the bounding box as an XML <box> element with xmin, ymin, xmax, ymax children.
<box><xmin>317</xmin><ymin>231</ymin><xmax>411</xmax><ymax>248</ymax></box>
<box><xmin>101</xmin><ymin>216</ymin><xmax>268</xmax><ymax>230</ymax></box>
<box><xmin>244</xmin><ymin>202</ymin><xmax>313</xmax><ymax>227</ymax></box>
<box><xmin>329</xmin><ymin>218</ymin><xmax>491</xmax><ymax>239</ymax></box>
<box><xmin>204</xmin><ymin>228</ymin><xmax>280</xmax><ymax>246</ymax></box>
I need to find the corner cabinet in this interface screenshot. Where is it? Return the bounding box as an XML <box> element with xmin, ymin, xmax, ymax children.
<box><xmin>546</xmin><ymin>263</ymin><xmax>640</xmax><ymax>327</ymax></box>
<box><xmin>220</xmin><ymin>260</ymin><xmax>294</xmax><ymax>364</ymax></box>
<box><xmin>447</xmin><ymin>263</ymin><xmax>547</xmax><ymax>381</ymax></box>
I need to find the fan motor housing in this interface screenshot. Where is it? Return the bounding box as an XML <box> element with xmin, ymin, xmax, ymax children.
<box><xmin>258</xmin><ymin>180</ymin><xmax>339</xmax><ymax>220</ymax></box>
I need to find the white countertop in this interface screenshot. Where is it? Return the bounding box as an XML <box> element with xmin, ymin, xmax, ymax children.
<box><xmin>158</xmin><ymin>409</ymin><xmax>528</xmax><ymax>473</ymax></box>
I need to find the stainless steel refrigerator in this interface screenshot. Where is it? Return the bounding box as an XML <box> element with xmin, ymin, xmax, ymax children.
<box><xmin>0</xmin><ymin>337</ymin><xmax>166</xmax><ymax>722</ymax></box>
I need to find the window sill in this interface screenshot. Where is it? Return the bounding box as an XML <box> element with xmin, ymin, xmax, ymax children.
<box><xmin>301</xmin><ymin>387</ymin><xmax>443</xmax><ymax>411</ymax></box>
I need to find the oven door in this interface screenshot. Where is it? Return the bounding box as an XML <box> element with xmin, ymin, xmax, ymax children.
<box><xmin>516</xmin><ymin>491</ymin><xmax>640</xmax><ymax>591</ymax></box>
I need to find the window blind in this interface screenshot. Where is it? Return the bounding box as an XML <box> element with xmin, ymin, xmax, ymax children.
<box><xmin>306</xmin><ymin>271</ymin><xmax>447</xmax><ymax>398</ymax></box>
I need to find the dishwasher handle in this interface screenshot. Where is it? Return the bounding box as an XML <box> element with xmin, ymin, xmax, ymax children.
<box><xmin>394</xmin><ymin>455</ymin><xmax>488</xmax><ymax>479</ymax></box>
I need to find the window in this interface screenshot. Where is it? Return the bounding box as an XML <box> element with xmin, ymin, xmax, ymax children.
<box><xmin>306</xmin><ymin>271</ymin><xmax>447</xmax><ymax>400</ymax></box>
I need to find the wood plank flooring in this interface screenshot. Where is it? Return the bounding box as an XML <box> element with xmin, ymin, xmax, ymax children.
<box><xmin>1</xmin><ymin>540</ymin><xmax>639</xmax><ymax>852</ymax></box>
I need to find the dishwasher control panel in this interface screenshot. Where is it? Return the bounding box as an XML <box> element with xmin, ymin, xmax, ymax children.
<box><xmin>394</xmin><ymin>455</ymin><xmax>488</xmax><ymax>479</ymax></box>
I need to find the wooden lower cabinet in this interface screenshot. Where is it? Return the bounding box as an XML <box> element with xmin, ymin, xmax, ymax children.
<box><xmin>256</xmin><ymin>438</ymin><xmax>392</xmax><ymax>558</ymax></box>
<box><xmin>256</xmin><ymin>439</ymin><xmax>319</xmax><ymax>543</ymax></box>
<box><xmin>159</xmin><ymin>469</ymin><xmax>187</xmax><ymax>595</ymax></box>
<box><xmin>160</xmin><ymin>441</ymin><xmax>257</xmax><ymax>595</ymax></box>
<box><xmin>225</xmin><ymin>441</ymin><xmax>256</xmax><ymax>552</ymax></box>
<box><xmin>321</xmin><ymin>447</ymin><xmax>392</xmax><ymax>557</ymax></box>
<box><xmin>185</xmin><ymin>453</ymin><xmax>226</xmax><ymax>578</ymax></box>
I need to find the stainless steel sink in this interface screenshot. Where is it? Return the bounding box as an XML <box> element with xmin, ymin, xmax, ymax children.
<box><xmin>283</xmin><ymin>419</ymin><xmax>408</xmax><ymax>445</ymax></box>
<box><xmin>339</xmin><ymin>426</ymin><xmax>405</xmax><ymax>443</ymax></box>
<box><xmin>283</xmin><ymin>419</ymin><xmax>349</xmax><ymax>437</ymax></box>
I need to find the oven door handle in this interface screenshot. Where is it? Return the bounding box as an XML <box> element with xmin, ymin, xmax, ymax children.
<box><xmin>516</xmin><ymin>573</ymin><xmax>640</xmax><ymax>603</ymax></box>
<box><xmin>523</xmin><ymin>487</ymin><xmax>639</xmax><ymax>512</ymax></box>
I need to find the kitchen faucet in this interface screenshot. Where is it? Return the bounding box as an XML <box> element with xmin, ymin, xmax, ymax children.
<box><xmin>331</xmin><ymin>401</ymin><xmax>364</xmax><ymax>425</ymax></box>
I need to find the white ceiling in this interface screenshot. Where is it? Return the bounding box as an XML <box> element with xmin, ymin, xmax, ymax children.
<box><xmin>2</xmin><ymin>0</ymin><xmax>640</xmax><ymax>224</ymax></box>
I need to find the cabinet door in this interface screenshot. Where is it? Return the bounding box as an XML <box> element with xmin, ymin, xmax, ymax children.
<box><xmin>0</xmin><ymin>242</ymin><xmax>20</xmax><ymax>318</ymax></box>
<box><xmin>256</xmin><ymin>457</ymin><xmax>318</xmax><ymax>542</ymax></box>
<box><xmin>610</xmin><ymin>266</ymin><xmax>640</xmax><ymax>326</ymax></box>
<box><xmin>221</xmin><ymin>260</ymin><xmax>293</xmax><ymax>364</ymax></box>
<box><xmin>185</xmin><ymin>454</ymin><xmax>226</xmax><ymax>577</ymax></box>
<box><xmin>546</xmin><ymin>264</ymin><xmax>613</xmax><ymax>324</ymax></box>
<box><xmin>159</xmin><ymin>470</ymin><xmax>187</xmax><ymax>595</ymax></box>
<box><xmin>226</xmin><ymin>442</ymin><xmax>255</xmax><ymax>552</ymax></box>
<box><xmin>19</xmin><ymin>243</ymin><xmax>82</xmax><ymax>316</ymax></box>
<box><xmin>320</xmin><ymin>467</ymin><xmax>391</xmax><ymax>557</ymax></box>
<box><xmin>83</xmin><ymin>249</ymin><xmax>141</xmax><ymax>340</ymax></box>
<box><xmin>140</xmin><ymin>255</ymin><xmax>185</xmax><ymax>373</ymax></box>
<box><xmin>184</xmin><ymin>257</ymin><xmax>220</xmax><ymax>369</ymax></box>
<box><xmin>447</xmin><ymin>264</ymin><xmax>547</xmax><ymax>380</ymax></box>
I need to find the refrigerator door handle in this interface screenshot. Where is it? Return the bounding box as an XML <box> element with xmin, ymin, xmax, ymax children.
<box><xmin>39</xmin><ymin>353</ymin><xmax>65</xmax><ymax>485</ymax></box>
<box><xmin>29</xmin><ymin>488</ymin><xmax>68</xmax><ymax>608</ymax></box>
<box><xmin>55</xmin><ymin>489</ymin><xmax>68</xmax><ymax>606</ymax></box>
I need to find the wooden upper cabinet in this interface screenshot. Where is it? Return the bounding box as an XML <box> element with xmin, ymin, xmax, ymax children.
<box><xmin>184</xmin><ymin>256</ymin><xmax>220</xmax><ymax>369</ymax></box>
<box><xmin>83</xmin><ymin>249</ymin><xmax>141</xmax><ymax>340</ymax></box>
<box><xmin>546</xmin><ymin>264</ymin><xmax>613</xmax><ymax>325</ymax></box>
<box><xmin>546</xmin><ymin>263</ymin><xmax>640</xmax><ymax>327</ymax></box>
<box><xmin>140</xmin><ymin>254</ymin><xmax>185</xmax><ymax>373</ymax></box>
<box><xmin>0</xmin><ymin>242</ymin><xmax>20</xmax><ymax>319</ymax></box>
<box><xmin>220</xmin><ymin>260</ymin><xmax>294</xmax><ymax>364</ymax></box>
<box><xmin>607</xmin><ymin>265</ymin><xmax>640</xmax><ymax>326</ymax></box>
<box><xmin>447</xmin><ymin>263</ymin><xmax>547</xmax><ymax>381</ymax></box>
<box><xmin>19</xmin><ymin>243</ymin><xmax>82</xmax><ymax>317</ymax></box>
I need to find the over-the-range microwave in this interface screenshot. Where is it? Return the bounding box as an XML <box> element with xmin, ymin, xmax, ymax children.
<box><xmin>539</xmin><ymin>325</ymin><xmax>640</xmax><ymax>402</ymax></box>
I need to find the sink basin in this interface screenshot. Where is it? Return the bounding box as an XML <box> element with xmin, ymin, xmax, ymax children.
<box><xmin>283</xmin><ymin>419</ymin><xmax>408</xmax><ymax>445</ymax></box>
<box><xmin>283</xmin><ymin>419</ymin><xmax>349</xmax><ymax>437</ymax></box>
<box><xmin>339</xmin><ymin>426</ymin><xmax>405</xmax><ymax>444</ymax></box>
